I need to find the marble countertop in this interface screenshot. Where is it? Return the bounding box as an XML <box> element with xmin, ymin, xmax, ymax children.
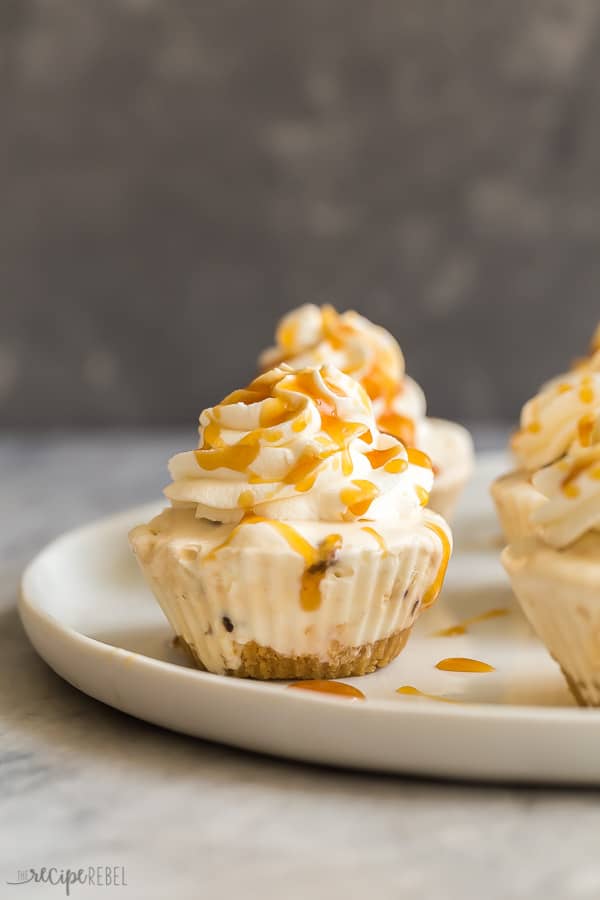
<box><xmin>3</xmin><ymin>429</ymin><xmax>600</xmax><ymax>900</ymax></box>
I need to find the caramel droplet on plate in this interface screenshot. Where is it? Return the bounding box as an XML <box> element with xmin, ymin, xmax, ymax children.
<box><xmin>435</xmin><ymin>657</ymin><xmax>495</xmax><ymax>673</ymax></box>
<box><xmin>288</xmin><ymin>680</ymin><xmax>365</xmax><ymax>700</ymax></box>
<box><xmin>433</xmin><ymin>607</ymin><xmax>509</xmax><ymax>638</ymax></box>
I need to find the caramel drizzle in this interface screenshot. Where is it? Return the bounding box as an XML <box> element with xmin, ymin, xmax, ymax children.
<box><xmin>561</xmin><ymin>444</ymin><xmax>600</xmax><ymax>498</ymax></box>
<box><xmin>578</xmin><ymin>413</ymin><xmax>596</xmax><ymax>448</ymax></box>
<box><xmin>415</xmin><ymin>485</ymin><xmax>430</xmax><ymax>507</ymax></box>
<box><xmin>288</xmin><ymin>680</ymin><xmax>365</xmax><ymax>700</ymax></box>
<box><xmin>362</xmin><ymin>363</ymin><xmax>401</xmax><ymax>407</ymax></box>
<box><xmin>320</xmin><ymin>306</ymin><xmax>401</xmax><ymax>410</ymax></box>
<box><xmin>205</xmin><ymin>514</ymin><xmax>265</xmax><ymax>559</ymax></box>
<box><xmin>195</xmin><ymin>441</ymin><xmax>260</xmax><ymax>473</ymax></box>
<box><xmin>516</xmin><ymin>372</ymin><xmax>599</xmax><ymax>448</ymax></box>
<box><xmin>277</xmin><ymin>317</ymin><xmax>299</xmax><ymax>354</ymax></box>
<box><xmin>407</xmin><ymin>447</ymin><xmax>433</xmax><ymax>470</ymax></box>
<box><xmin>433</xmin><ymin>607</ymin><xmax>509</xmax><ymax>638</ymax></box>
<box><xmin>525</xmin><ymin>421</ymin><xmax>541</xmax><ymax>435</ymax></box>
<box><xmin>557</xmin><ymin>383</ymin><xmax>573</xmax><ymax>395</ymax></box>
<box><xmin>296</xmin><ymin>532</ymin><xmax>343</xmax><ymax>612</ymax></box>
<box><xmin>435</xmin><ymin>657</ymin><xmax>495</xmax><ymax>673</ymax></box>
<box><xmin>247</xmin><ymin>451</ymin><xmax>327</xmax><ymax>493</ymax></box>
<box><xmin>377</xmin><ymin>411</ymin><xmax>415</xmax><ymax>447</ymax></box>
<box><xmin>579</xmin><ymin>375</ymin><xmax>595</xmax><ymax>405</ymax></box>
<box><xmin>196</xmin><ymin>363</ymin><xmax>420</xmax><ymax>523</ymax></box>
<box><xmin>384</xmin><ymin>458</ymin><xmax>408</xmax><ymax>474</ymax></box>
<box><xmin>197</xmin><ymin>369</ymin><xmax>371</xmax><ymax>495</ymax></box>
<box><xmin>423</xmin><ymin>523</ymin><xmax>452</xmax><ymax>608</ymax></box>
<box><xmin>207</xmin><ymin>516</ymin><xmax>341</xmax><ymax>611</ymax></box>
<box><xmin>365</xmin><ymin>445</ymin><xmax>401</xmax><ymax>469</ymax></box>
<box><xmin>340</xmin><ymin>479</ymin><xmax>379</xmax><ymax>518</ymax></box>
<box><xmin>238</xmin><ymin>489</ymin><xmax>255</xmax><ymax>510</ymax></box>
<box><xmin>275</xmin><ymin>304</ymin><xmax>413</xmax><ymax>445</ymax></box>
<box><xmin>360</xmin><ymin>526</ymin><xmax>388</xmax><ymax>555</ymax></box>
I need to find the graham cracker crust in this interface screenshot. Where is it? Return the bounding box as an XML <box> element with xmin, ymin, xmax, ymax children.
<box><xmin>179</xmin><ymin>628</ymin><xmax>411</xmax><ymax>680</ymax></box>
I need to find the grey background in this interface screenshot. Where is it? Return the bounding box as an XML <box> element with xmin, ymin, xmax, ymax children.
<box><xmin>2</xmin><ymin>0</ymin><xmax>599</xmax><ymax>427</ymax></box>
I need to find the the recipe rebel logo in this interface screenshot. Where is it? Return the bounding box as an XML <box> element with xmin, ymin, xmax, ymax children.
<box><xmin>6</xmin><ymin>866</ymin><xmax>128</xmax><ymax>895</ymax></box>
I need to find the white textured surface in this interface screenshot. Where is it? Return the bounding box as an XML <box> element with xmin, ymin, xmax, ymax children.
<box><xmin>5</xmin><ymin>429</ymin><xmax>600</xmax><ymax>899</ymax></box>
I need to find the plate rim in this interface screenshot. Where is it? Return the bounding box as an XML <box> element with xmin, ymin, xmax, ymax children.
<box><xmin>19</xmin><ymin>458</ymin><xmax>600</xmax><ymax>728</ymax></box>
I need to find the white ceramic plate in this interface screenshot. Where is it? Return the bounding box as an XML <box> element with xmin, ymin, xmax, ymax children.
<box><xmin>20</xmin><ymin>453</ymin><xmax>600</xmax><ymax>784</ymax></box>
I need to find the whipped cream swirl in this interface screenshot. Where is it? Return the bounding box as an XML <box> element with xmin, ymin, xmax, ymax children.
<box><xmin>259</xmin><ymin>304</ymin><xmax>426</xmax><ymax>446</ymax></box>
<box><xmin>532</xmin><ymin>414</ymin><xmax>600</xmax><ymax>548</ymax></box>
<box><xmin>166</xmin><ymin>364</ymin><xmax>434</xmax><ymax>524</ymax></box>
<box><xmin>512</xmin><ymin>370</ymin><xmax>600</xmax><ymax>472</ymax></box>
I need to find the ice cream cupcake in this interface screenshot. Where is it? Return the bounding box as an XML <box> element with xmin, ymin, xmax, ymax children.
<box><xmin>503</xmin><ymin>414</ymin><xmax>600</xmax><ymax>706</ymax></box>
<box><xmin>259</xmin><ymin>304</ymin><xmax>473</xmax><ymax>520</ymax></box>
<box><xmin>130</xmin><ymin>364</ymin><xmax>452</xmax><ymax>679</ymax></box>
<box><xmin>492</xmin><ymin>327</ymin><xmax>600</xmax><ymax>542</ymax></box>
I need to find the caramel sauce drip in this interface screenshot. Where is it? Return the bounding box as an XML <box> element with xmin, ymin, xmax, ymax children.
<box><xmin>557</xmin><ymin>383</ymin><xmax>573</xmax><ymax>395</ymax></box>
<box><xmin>362</xmin><ymin>364</ymin><xmax>399</xmax><ymax>406</ymax></box>
<box><xmin>205</xmin><ymin>514</ymin><xmax>265</xmax><ymax>559</ymax></box>
<box><xmin>423</xmin><ymin>523</ymin><xmax>451</xmax><ymax>608</ymax></box>
<box><xmin>207</xmin><ymin>517</ymin><xmax>342</xmax><ymax>611</ymax></box>
<box><xmin>396</xmin><ymin>685</ymin><xmax>457</xmax><ymax>703</ymax></box>
<box><xmin>195</xmin><ymin>442</ymin><xmax>260</xmax><ymax>473</ymax></box>
<box><xmin>320</xmin><ymin>305</ymin><xmax>350</xmax><ymax>351</ymax></box>
<box><xmin>293</xmin><ymin>531</ymin><xmax>343</xmax><ymax>612</ymax></box>
<box><xmin>276</xmin><ymin>306</ymin><xmax>403</xmax><ymax>418</ymax></box>
<box><xmin>198</xmin><ymin>368</ymin><xmax>368</xmax><ymax>491</ymax></box>
<box><xmin>578</xmin><ymin>413</ymin><xmax>596</xmax><ymax>448</ymax></box>
<box><xmin>319</xmin><ymin>411</ymin><xmax>365</xmax><ymax>447</ymax></box>
<box><xmin>221</xmin><ymin>374</ymin><xmax>276</xmax><ymax>407</ymax></box>
<box><xmin>579</xmin><ymin>376</ymin><xmax>595</xmax><ymax>405</ymax></box>
<box><xmin>292</xmin><ymin>416</ymin><xmax>308</xmax><ymax>433</ymax></box>
<box><xmin>361</xmin><ymin>526</ymin><xmax>388</xmax><ymax>555</ymax></box>
<box><xmin>415</xmin><ymin>485</ymin><xmax>430</xmax><ymax>507</ymax></box>
<box><xmin>341</xmin><ymin>448</ymin><xmax>354</xmax><ymax>476</ymax></box>
<box><xmin>246</xmin><ymin>448</ymin><xmax>332</xmax><ymax>492</ymax></box>
<box><xmin>268</xmin><ymin>305</ymin><xmax>345</xmax><ymax>365</ymax></box>
<box><xmin>561</xmin><ymin>445</ymin><xmax>600</xmax><ymax>498</ymax></box>
<box><xmin>378</xmin><ymin>411</ymin><xmax>415</xmax><ymax>446</ymax></box>
<box><xmin>238</xmin><ymin>490</ymin><xmax>255</xmax><ymax>510</ymax></box>
<box><xmin>288</xmin><ymin>680</ymin><xmax>365</xmax><ymax>700</ymax></box>
<box><xmin>433</xmin><ymin>607</ymin><xmax>509</xmax><ymax>638</ymax></box>
<box><xmin>435</xmin><ymin>657</ymin><xmax>495</xmax><ymax>673</ymax></box>
<box><xmin>198</xmin><ymin>348</ymin><xmax>423</xmax><ymax>516</ymax></box>
<box><xmin>277</xmin><ymin>318</ymin><xmax>298</xmax><ymax>353</ymax></box>
<box><xmin>259</xmin><ymin>397</ymin><xmax>294</xmax><ymax>428</ymax></box>
<box><xmin>202</xmin><ymin>420</ymin><xmax>225</xmax><ymax>448</ymax></box>
<box><xmin>283</xmin><ymin>452</ymin><xmax>327</xmax><ymax>492</ymax></box>
<box><xmin>287</xmin><ymin>371</ymin><xmax>367</xmax><ymax>448</ymax></box>
<box><xmin>264</xmin><ymin>429</ymin><xmax>283</xmax><ymax>443</ymax></box>
<box><xmin>322</xmin><ymin>306</ymin><xmax>401</xmax><ymax>410</ymax></box>
<box><xmin>341</xmin><ymin>479</ymin><xmax>379</xmax><ymax>518</ymax></box>
<box><xmin>266</xmin><ymin>524</ymin><xmax>342</xmax><ymax>612</ymax></box>
<box><xmin>406</xmin><ymin>447</ymin><xmax>433</xmax><ymax>470</ymax></box>
<box><xmin>384</xmin><ymin>458</ymin><xmax>408</xmax><ymax>474</ymax></box>
<box><xmin>365</xmin><ymin>446</ymin><xmax>401</xmax><ymax>469</ymax></box>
